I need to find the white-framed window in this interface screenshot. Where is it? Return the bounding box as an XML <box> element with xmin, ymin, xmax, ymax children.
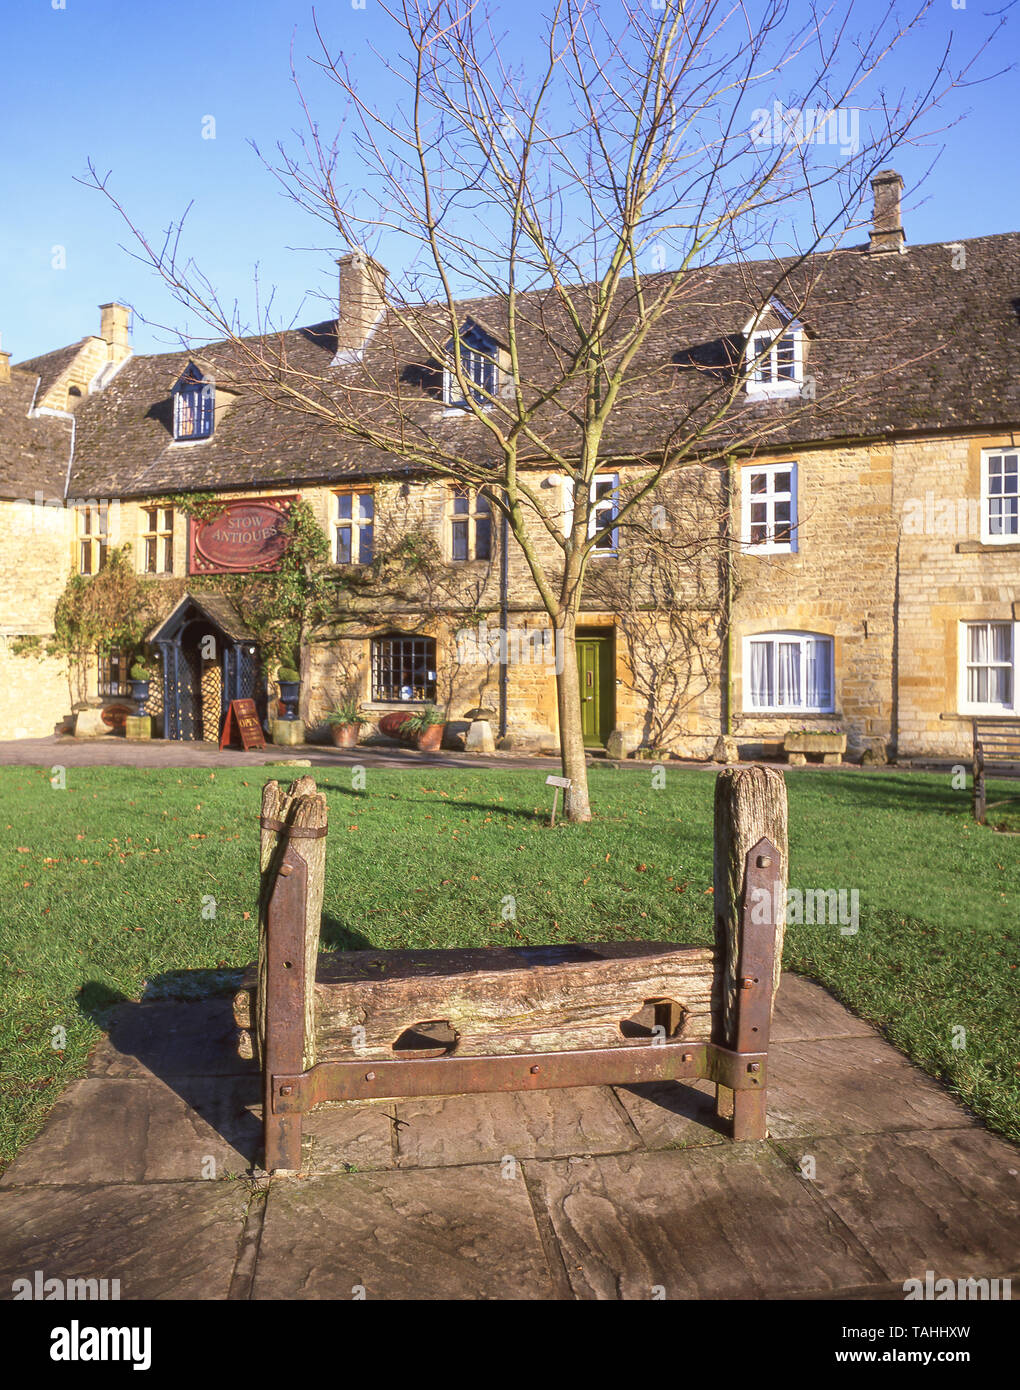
<box><xmin>981</xmin><ymin>449</ymin><xmax>1019</xmax><ymax>544</ymax></box>
<box><xmin>960</xmin><ymin>621</ymin><xmax>1016</xmax><ymax>712</ymax></box>
<box><xmin>743</xmin><ymin>302</ymin><xmax>805</xmax><ymax>398</ymax></box>
<box><xmin>741</xmin><ymin>463</ymin><xmax>798</xmax><ymax>551</ymax></box>
<box><xmin>76</xmin><ymin>503</ymin><xmax>108</xmax><ymax>575</ymax></box>
<box><xmin>744</xmin><ymin>632</ymin><xmax>834</xmax><ymax>712</ymax></box>
<box><xmin>449</xmin><ymin>485</ymin><xmax>492</xmax><ymax>561</ymax></box>
<box><xmin>333</xmin><ymin>490</ymin><xmax>374</xmax><ymax>564</ymax></box>
<box><xmin>561</xmin><ymin>474</ymin><xmax>620</xmax><ymax>554</ymax></box>
<box><xmin>172</xmin><ymin>363</ymin><xmax>214</xmax><ymax>440</ymax></box>
<box><xmin>141</xmin><ymin>505</ymin><xmax>174</xmax><ymax>574</ymax></box>
<box><xmin>444</xmin><ymin>324</ymin><xmax>498</xmax><ymax>408</ymax></box>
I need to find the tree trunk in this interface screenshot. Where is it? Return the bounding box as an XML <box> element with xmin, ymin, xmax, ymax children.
<box><xmin>553</xmin><ymin>608</ymin><xmax>591</xmax><ymax>822</ymax></box>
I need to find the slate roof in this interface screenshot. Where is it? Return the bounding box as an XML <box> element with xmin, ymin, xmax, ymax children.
<box><xmin>16</xmin><ymin>339</ymin><xmax>91</xmax><ymax>402</ymax></box>
<box><xmin>28</xmin><ymin>231</ymin><xmax>1020</xmax><ymax>500</ymax></box>
<box><xmin>0</xmin><ymin>368</ymin><xmax>72</xmax><ymax>500</ymax></box>
<box><xmin>147</xmin><ymin>591</ymin><xmax>255</xmax><ymax>644</ymax></box>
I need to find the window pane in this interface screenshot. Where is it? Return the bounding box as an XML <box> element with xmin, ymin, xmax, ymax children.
<box><xmin>992</xmin><ymin>667</ymin><xmax>1012</xmax><ymax>706</ymax></box>
<box><xmin>145</xmin><ymin>537</ymin><xmax>157</xmax><ymax>572</ymax></box>
<box><xmin>358</xmin><ymin>524</ymin><xmax>374</xmax><ymax>565</ymax></box>
<box><xmin>749</xmin><ymin>641</ymin><xmax>773</xmax><ymax>707</ymax></box>
<box><xmin>452</xmin><ymin>488</ymin><xmax>469</xmax><ymax>514</ymax></box>
<box><xmin>750</xmin><ymin>524</ymin><xmax>768</xmax><ymax>544</ymax></box>
<box><xmin>776</xmin><ymin>336</ymin><xmax>796</xmax><ymax>379</ymax></box>
<box><xmin>337</xmin><ymin>494</ymin><xmax>352</xmax><ymax>520</ymax></box>
<box><xmin>451</xmin><ymin>519</ymin><xmax>468</xmax><ymax>560</ymax></box>
<box><xmin>749</xmin><ymin>473</ymin><xmax>767</xmax><ymax>494</ymax></box>
<box><xmin>991</xmin><ymin>623</ymin><xmax>1012</xmax><ymax>663</ymax></box>
<box><xmin>968</xmin><ymin>666</ymin><xmax>988</xmax><ymax>705</ymax></box>
<box><xmin>777</xmin><ymin>642</ymin><xmax>801</xmax><ymax>706</ymax></box>
<box><xmin>968</xmin><ymin>624</ymin><xmax>988</xmax><ymax>664</ymax></box>
<box><xmin>750</xmin><ymin>502</ymin><xmax>768</xmax><ymax>524</ymax></box>
<box><xmin>162</xmin><ymin>536</ymin><xmax>173</xmax><ymax>572</ymax></box>
<box><xmin>474</xmin><ymin>517</ymin><xmax>491</xmax><ymax>560</ymax></box>
<box><xmin>773</xmin><ymin>472</ymin><xmax>791</xmax><ymax>494</ymax></box>
<box><xmin>336</xmin><ymin>526</ymin><xmax>352</xmax><ymax>564</ymax></box>
<box><xmin>475</xmin><ymin>491</ymin><xmax>491</xmax><ymax>514</ymax></box>
<box><xmin>805</xmin><ymin>639</ymin><xmax>832</xmax><ymax>708</ymax></box>
<box><xmin>358</xmin><ymin>493</ymin><xmax>374</xmax><ymax>521</ymax></box>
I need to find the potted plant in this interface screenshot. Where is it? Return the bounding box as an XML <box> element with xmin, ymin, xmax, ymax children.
<box><xmin>325</xmin><ymin>699</ymin><xmax>367</xmax><ymax>749</ymax></box>
<box><xmin>127</xmin><ymin>659</ymin><xmax>152</xmax><ymax>716</ymax></box>
<box><xmin>276</xmin><ymin>663</ymin><xmax>301</xmax><ymax>721</ymax></box>
<box><xmin>405</xmin><ymin>704</ymin><xmax>447</xmax><ymax>752</ymax></box>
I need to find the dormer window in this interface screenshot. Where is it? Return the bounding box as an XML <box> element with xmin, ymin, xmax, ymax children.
<box><xmin>172</xmin><ymin>363</ymin><xmax>214</xmax><ymax>440</ymax></box>
<box><xmin>743</xmin><ymin>301</ymin><xmax>805</xmax><ymax>399</ymax></box>
<box><xmin>444</xmin><ymin>323</ymin><xmax>499</xmax><ymax>408</ymax></box>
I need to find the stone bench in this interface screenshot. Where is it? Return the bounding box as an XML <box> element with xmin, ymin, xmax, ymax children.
<box><xmin>784</xmin><ymin>731</ymin><xmax>847</xmax><ymax>766</ymax></box>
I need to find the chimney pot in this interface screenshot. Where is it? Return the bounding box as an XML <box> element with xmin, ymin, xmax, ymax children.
<box><xmin>99</xmin><ymin>302</ymin><xmax>132</xmax><ymax>353</ymax></box>
<box><xmin>336</xmin><ymin>252</ymin><xmax>387</xmax><ymax>351</ymax></box>
<box><xmin>869</xmin><ymin>170</ymin><xmax>905</xmax><ymax>254</ymax></box>
<box><xmin>0</xmin><ymin>349</ymin><xmax>10</xmax><ymax>385</ymax></box>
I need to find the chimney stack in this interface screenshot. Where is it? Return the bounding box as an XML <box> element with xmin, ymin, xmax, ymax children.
<box><xmin>869</xmin><ymin>170</ymin><xmax>905</xmax><ymax>254</ymax></box>
<box><xmin>336</xmin><ymin>252</ymin><xmax>387</xmax><ymax>351</ymax></box>
<box><xmin>99</xmin><ymin>301</ymin><xmax>132</xmax><ymax>354</ymax></box>
<box><xmin>0</xmin><ymin>332</ymin><xmax>10</xmax><ymax>385</ymax></box>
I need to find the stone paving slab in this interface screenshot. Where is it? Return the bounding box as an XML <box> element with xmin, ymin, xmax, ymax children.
<box><xmin>771</xmin><ymin>1129</ymin><xmax>1020</xmax><ymax>1283</ymax></box>
<box><xmin>87</xmin><ymin>999</ymin><xmax>257</xmax><ymax>1079</ymax></box>
<box><xmin>522</xmin><ymin>1146</ymin><xmax>886</xmax><ymax>1299</ymax></box>
<box><xmin>610</xmin><ymin>1078</ymin><xmax>724</xmax><ymax>1149</ymax></box>
<box><xmin>301</xmin><ymin>1102</ymin><xmax>398</xmax><ymax>1173</ymax></box>
<box><xmin>392</xmin><ymin>1086</ymin><xmax>640</xmax><ymax>1167</ymax></box>
<box><xmin>0</xmin><ymin>1182</ymin><xmax>252</xmax><ymax>1300</ymax></box>
<box><xmin>0</xmin><ymin>1077</ymin><xmax>260</xmax><ymax>1186</ymax></box>
<box><xmin>770</xmin><ymin>973</ymin><xmax>880</xmax><ymax>1042</ymax></box>
<box><xmin>765</xmin><ymin>1037</ymin><xmax>979</xmax><ymax>1140</ymax></box>
<box><xmin>252</xmin><ymin>1167</ymin><xmax>555</xmax><ymax>1300</ymax></box>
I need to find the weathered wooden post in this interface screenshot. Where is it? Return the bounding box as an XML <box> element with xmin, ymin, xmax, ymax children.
<box><xmin>255</xmin><ymin>776</ymin><xmax>328</xmax><ymax>1173</ymax></box>
<box><xmin>712</xmin><ymin>765</ymin><xmax>787</xmax><ymax>1140</ymax></box>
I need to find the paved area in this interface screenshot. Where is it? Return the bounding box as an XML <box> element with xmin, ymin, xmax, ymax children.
<box><xmin>0</xmin><ymin>733</ymin><xmax>565</xmax><ymax>772</ymax></box>
<box><xmin>1</xmin><ymin>974</ymin><xmax>1017</xmax><ymax>1300</ymax></box>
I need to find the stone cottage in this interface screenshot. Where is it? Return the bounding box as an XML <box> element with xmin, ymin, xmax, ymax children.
<box><xmin>0</xmin><ymin>172</ymin><xmax>1016</xmax><ymax>760</ymax></box>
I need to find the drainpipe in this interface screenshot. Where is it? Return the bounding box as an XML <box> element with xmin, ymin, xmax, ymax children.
<box><xmin>499</xmin><ymin>490</ymin><xmax>509</xmax><ymax>739</ymax></box>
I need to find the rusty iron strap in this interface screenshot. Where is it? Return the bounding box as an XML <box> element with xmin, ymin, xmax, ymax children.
<box><xmin>271</xmin><ymin>1041</ymin><xmax>766</xmax><ymax>1112</ymax></box>
<box><xmin>735</xmin><ymin>836</ymin><xmax>780</xmax><ymax>1054</ymax></box>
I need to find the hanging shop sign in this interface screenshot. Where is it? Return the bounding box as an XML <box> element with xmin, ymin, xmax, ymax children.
<box><xmin>188</xmin><ymin>496</ymin><xmax>298</xmax><ymax>574</ymax></box>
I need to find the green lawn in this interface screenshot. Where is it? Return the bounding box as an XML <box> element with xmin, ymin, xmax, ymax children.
<box><xmin>1</xmin><ymin>762</ymin><xmax>1017</xmax><ymax>1168</ymax></box>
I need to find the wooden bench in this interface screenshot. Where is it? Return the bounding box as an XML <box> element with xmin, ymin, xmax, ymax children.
<box><xmin>972</xmin><ymin>719</ymin><xmax>1020</xmax><ymax>824</ymax></box>
<box><xmin>235</xmin><ymin>769</ymin><xmax>788</xmax><ymax>1173</ymax></box>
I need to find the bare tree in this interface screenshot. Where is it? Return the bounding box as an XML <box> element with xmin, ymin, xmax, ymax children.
<box><xmin>85</xmin><ymin>0</ymin><xmax>999</xmax><ymax>819</ymax></box>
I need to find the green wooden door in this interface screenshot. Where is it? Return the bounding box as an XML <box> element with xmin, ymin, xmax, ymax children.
<box><xmin>576</xmin><ymin>636</ymin><xmax>613</xmax><ymax>746</ymax></box>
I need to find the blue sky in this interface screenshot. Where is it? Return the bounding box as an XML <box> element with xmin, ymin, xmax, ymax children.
<box><xmin>1</xmin><ymin>0</ymin><xmax>1016</xmax><ymax>362</ymax></box>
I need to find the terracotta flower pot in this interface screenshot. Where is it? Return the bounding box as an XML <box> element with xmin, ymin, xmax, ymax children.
<box><xmin>330</xmin><ymin>722</ymin><xmax>360</xmax><ymax>749</ymax></box>
<box><xmin>415</xmin><ymin>723</ymin><xmax>445</xmax><ymax>752</ymax></box>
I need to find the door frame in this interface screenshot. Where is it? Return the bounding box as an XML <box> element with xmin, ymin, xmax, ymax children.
<box><xmin>575</xmin><ymin>627</ymin><xmax>616</xmax><ymax>747</ymax></box>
